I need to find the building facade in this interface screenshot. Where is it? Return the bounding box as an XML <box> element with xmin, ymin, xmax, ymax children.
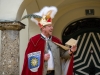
<box><xmin>0</xmin><ymin>0</ymin><xmax>100</xmax><ymax>75</ymax></box>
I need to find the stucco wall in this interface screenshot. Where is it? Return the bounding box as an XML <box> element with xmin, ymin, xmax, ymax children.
<box><xmin>53</xmin><ymin>7</ymin><xmax>100</xmax><ymax>39</ymax></box>
<box><xmin>0</xmin><ymin>0</ymin><xmax>100</xmax><ymax>75</ymax></box>
<box><xmin>0</xmin><ymin>0</ymin><xmax>23</xmax><ymax>21</ymax></box>
<box><xmin>20</xmin><ymin>9</ymin><xmax>29</xmax><ymax>74</ymax></box>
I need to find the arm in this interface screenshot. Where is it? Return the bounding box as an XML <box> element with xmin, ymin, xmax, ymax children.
<box><xmin>60</xmin><ymin>45</ymin><xmax>77</xmax><ymax>59</ymax></box>
<box><xmin>60</xmin><ymin>48</ymin><xmax>71</xmax><ymax>60</ymax></box>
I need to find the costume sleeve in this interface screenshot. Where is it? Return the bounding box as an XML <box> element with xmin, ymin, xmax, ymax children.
<box><xmin>60</xmin><ymin>48</ymin><xmax>71</xmax><ymax>60</ymax></box>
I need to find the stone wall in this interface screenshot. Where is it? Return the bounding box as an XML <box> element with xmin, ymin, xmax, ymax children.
<box><xmin>0</xmin><ymin>30</ymin><xmax>19</xmax><ymax>75</ymax></box>
<box><xmin>0</xmin><ymin>21</ymin><xmax>25</xmax><ymax>75</ymax></box>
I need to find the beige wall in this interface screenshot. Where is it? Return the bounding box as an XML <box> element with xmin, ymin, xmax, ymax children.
<box><xmin>0</xmin><ymin>0</ymin><xmax>100</xmax><ymax>75</ymax></box>
<box><xmin>0</xmin><ymin>0</ymin><xmax>23</xmax><ymax>21</ymax></box>
<box><xmin>53</xmin><ymin>7</ymin><xmax>100</xmax><ymax>39</ymax></box>
<box><xmin>20</xmin><ymin>9</ymin><xmax>29</xmax><ymax>74</ymax></box>
<box><xmin>20</xmin><ymin>2</ymin><xmax>100</xmax><ymax>74</ymax></box>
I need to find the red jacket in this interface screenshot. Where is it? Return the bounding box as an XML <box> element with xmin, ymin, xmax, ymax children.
<box><xmin>21</xmin><ymin>34</ymin><xmax>62</xmax><ymax>75</ymax></box>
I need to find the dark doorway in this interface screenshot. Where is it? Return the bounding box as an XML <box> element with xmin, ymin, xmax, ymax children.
<box><xmin>62</xmin><ymin>18</ymin><xmax>100</xmax><ymax>75</ymax></box>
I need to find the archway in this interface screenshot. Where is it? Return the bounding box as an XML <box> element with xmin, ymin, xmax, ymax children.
<box><xmin>62</xmin><ymin>18</ymin><xmax>100</xmax><ymax>75</ymax></box>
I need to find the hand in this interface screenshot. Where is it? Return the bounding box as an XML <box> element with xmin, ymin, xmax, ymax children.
<box><xmin>44</xmin><ymin>53</ymin><xmax>50</xmax><ymax>61</ymax></box>
<box><xmin>69</xmin><ymin>45</ymin><xmax>77</xmax><ymax>54</ymax></box>
<box><xmin>70</xmin><ymin>45</ymin><xmax>77</xmax><ymax>53</ymax></box>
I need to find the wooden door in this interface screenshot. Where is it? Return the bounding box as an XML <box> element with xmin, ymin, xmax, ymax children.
<box><xmin>62</xmin><ymin>18</ymin><xmax>100</xmax><ymax>75</ymax></box>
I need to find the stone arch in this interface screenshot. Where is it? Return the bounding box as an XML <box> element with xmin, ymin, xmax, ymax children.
<box><xmin>62</xmin><ymin>18</ymin><xmax>100</xmax><ymax>75</ymax></box>
<box><xmin>16</xmin><ymin>0</ymin><xmax>33</xmax><ymax>21</ymax></box>
<box><xmin>53</xmin><ymin>1</ymin><xmax>100</xmax><ymax>39</ymax></box>
<box><xmin>55</xmin><ymin>0</ymin><xmax>100</xmax><ymax>22</ymax></box>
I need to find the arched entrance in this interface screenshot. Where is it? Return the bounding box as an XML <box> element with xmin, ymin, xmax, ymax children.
<box><xmin>62</xmin><ymin>18</ymin><xmax>100</xmax><ymax>75</ymax></box>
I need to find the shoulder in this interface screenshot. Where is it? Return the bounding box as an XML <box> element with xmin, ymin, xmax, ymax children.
<box><xmin>31</xmin><ymin>34</ymin><xmax>41</xmax><ymax>40</ymax></box>
<box><xmin>52</xmin><ymin>36</ymin><xmax>62</xmax><ymax>44</ymax></box>
<box><xmin>29</xmin><ymin>34</ymin><xmax>43</xmax><ymax>46</ymax></box>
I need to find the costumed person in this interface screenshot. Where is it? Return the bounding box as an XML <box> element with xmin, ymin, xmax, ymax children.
<box><xmin>21</xmin><ymin>6</ymin><xmax>77</xmax><ymax>75</ymax></box>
